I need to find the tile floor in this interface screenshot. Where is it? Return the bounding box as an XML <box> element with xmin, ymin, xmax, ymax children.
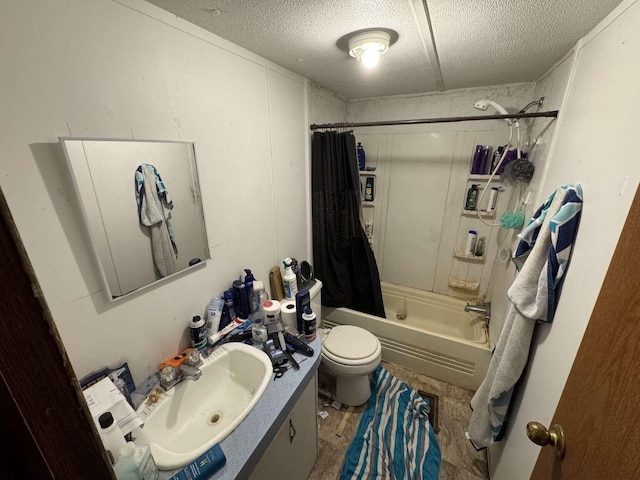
<box><xmin>308</xmin><ymin>361</ymin><xmax>489</xmax><ymax>480</ymax></box>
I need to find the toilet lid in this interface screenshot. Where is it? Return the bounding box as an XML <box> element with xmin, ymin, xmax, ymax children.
<box><xmin>323</xmin><ymin>325</ymin><xmax>378</xmax><ymax>361</ymax></box>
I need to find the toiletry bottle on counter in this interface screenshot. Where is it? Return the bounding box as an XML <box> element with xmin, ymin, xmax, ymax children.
<box><xmin>98</xmin><ymin>412</ymin><xmax>126</xmax><ymax>463</ymax></box>
<box><xmin>357</xmin><ymin>142</ymin><xmax>366</xmax><ymax>171</ymax></box>
<box><xmin>114</xmin><ymin>441</ymin><xmax>159</xmax><ymax>480</ymax></box>
<box><xmin>250</xmin><ymin>280</ymin><xmax>267</xmax><ymax>322</ymax></box>
<box><xmin>219</xmin><ymin>290</ymin><xmax>236</xmax><ymax>330</ymax></box>
<box><xmin>283</xmin><ymin>258</ymin><xmax>298</xmax><ymax>300</ymax></box>
<box><xmin>302</xmin><ymin>306</ymin><xmax>317</xmax><ymax>340</ymax></box>
<box><xmin>262</xmin><ymin>300</ymin><xmax>281</xmax><ymax>325</ymax></box>
<box><xmin>189</xmin><ymin>315</ymin><xmax>207</xmax><ymax>350</ymax></box>
<box><xmin>243</xmin><ymin>269</ymin><xmax>255</xmax><ymax>313</ymax></box>
<box><xmin>168</xmin><ymin>444</ymin><xmax>226</xmax><ymax>480</ymax></box>
<box><xmin>205</xmin><ymin>297</ymin><xmax>223</xmax><ymax>336</ymax></box>
<box><xmin>233</xmin><ymin>280</ymin><xmax>250</xmax><ymax>320</ymax></box>
<box><xmin>252</xmin><ymin>319</ymin><xmax>268</xmax><ymax>343</ymax></box>
<box><xmin>465</xmin><ymin>184</ymin><xmax>479</xmax><ymax>210</ymax></box>
<box><xmin>295</xmin><ymin>289</ymin><xmax>311</xmax><ymax>334</ymax></box>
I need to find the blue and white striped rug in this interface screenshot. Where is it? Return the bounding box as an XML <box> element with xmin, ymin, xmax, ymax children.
<box><xmin>340</xmin><ymin>366</ymin><xmax>441</xmax><ymax>480</ymax></box>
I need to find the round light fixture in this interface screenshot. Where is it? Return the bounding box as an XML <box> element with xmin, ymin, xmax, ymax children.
<box><xmin>348</xmin><ymin>30</ymin><xmax>391</xmax><ymax>69</ymax></box>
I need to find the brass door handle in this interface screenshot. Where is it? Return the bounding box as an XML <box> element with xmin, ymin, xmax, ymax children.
<box><xmin>526</xmin><ymin>421</ymin><xmax>565</xmax><ymax>459</ymax></box>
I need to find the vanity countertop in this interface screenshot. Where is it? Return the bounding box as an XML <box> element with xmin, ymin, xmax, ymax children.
<box><xmin>158</xmin><ymin>334</ymin><xmax>322</xmax><ymax>480</ymax></box>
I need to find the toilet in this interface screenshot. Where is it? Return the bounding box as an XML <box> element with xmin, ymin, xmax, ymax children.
<box><xmin>320</xmin><ymin>325</ymin><xmax>382</xmax><ymax>406</ymax></box>
<box><xmin>307</xmin><ymin>280</ymin><xmax>382</xmax><ymax>406</ymax></box>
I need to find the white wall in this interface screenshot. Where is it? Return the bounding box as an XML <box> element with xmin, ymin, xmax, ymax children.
<box><xmin>490</xmin><ymin>1</ymin><xmax>640</xmax><ymax>477</ymax></box>
<box><xmin>347</xmin><ymin>84</ymin><xmax>535</xmax><ymax>298</ymax></box>
<box><xmin>308</xmin><ymin>84</ymin><xmax>347</xmax><ymax>126</ymax></box>
<box><xmin>0</xmin><ymin>0</ymin><xmax>308</xmax><ymax>385</ymax></box>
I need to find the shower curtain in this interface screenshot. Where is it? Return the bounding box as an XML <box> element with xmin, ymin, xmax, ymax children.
<box><xmin>311</xmin><ymin>131</ymin><xmax>385</xmax><ymax>318</ymax></box>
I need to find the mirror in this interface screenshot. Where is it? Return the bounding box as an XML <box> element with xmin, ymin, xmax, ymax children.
<box><xmin>60</xmin><ymin>138</ymin><xmax>210</xmax><ymax>300</ymax></box>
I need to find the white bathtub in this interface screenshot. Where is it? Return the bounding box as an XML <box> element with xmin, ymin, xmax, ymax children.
<box><xmin>322</xmin><ymin>282</ymin><xmax>490</xmax><ymax>390</ymax></box>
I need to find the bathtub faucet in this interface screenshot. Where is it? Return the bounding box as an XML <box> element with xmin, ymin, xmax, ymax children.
<box><xmin>464</xmin><ymin>302</ymin><xmax>491</xmax><ymax>324</ymax></box>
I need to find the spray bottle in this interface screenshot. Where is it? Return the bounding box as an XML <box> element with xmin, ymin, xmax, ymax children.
<box><xmin>282</xmin><ymin>258</ymin><xmax>298</xmax><ymax>300</ymax></box>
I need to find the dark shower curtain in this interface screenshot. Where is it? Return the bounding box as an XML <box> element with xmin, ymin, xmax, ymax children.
<box><xmin>311</xmin><ymin>131</ymin><xmax>385</xmax><ymax>318</ymax></box>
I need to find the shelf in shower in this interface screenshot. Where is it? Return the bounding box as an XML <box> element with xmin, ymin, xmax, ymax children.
<box><xmin>454</xmin><ymin>249</ymin><xmax>485</xmax><ymax>262</ymax></box>
<box><xmin>467</xmin><ymin>174</ymin><xmax>496</xmax><ymax>181</ymax></box>
<box><xmin>448</xmin><ymin>276</ymin><xmax>479</xmax><ymax>291</ymax></box>
<box><xmin>461</xmin><ymin>209</ymin><xmax>495</xmax><ymax>218</ymax></box>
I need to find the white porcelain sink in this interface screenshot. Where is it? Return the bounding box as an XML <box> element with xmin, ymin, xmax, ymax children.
<box><xmin>136</xmin><ymin>343</ymin><xmax>272</xmax><ymax>470</ymax></box>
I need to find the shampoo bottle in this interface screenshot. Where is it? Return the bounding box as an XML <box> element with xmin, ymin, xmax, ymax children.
<box><xmin>465</xmin><ymin>184</ymin><xmax>479</xmax><ymax>211</ymax></box>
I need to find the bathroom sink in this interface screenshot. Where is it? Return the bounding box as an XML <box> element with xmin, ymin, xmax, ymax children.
<box><xmin>136</xmin><ymin>343</ymin><xmax>272</xmax><ymax>470</ymax></box>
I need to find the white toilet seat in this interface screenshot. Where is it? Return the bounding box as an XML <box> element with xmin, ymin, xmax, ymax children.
<box><xmin>321</xmin><ymin>325</ymin><xmax>381</xmax><ymax>369</ymax></box>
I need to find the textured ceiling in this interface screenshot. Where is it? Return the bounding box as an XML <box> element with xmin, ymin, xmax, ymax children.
<box><xmin>145</xmin><ymin>0</ymin><xmax>622</xmax><ymax>99</ymax></box>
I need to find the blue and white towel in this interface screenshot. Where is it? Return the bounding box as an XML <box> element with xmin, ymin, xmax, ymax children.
<box><xmin>513</xmin><ymin>184</ymin><xmax>584</xmax><ymax>322</ymax></box>
<box><xmin>468</xmin><ymin>184</ymin><xmax>582</xmax><ymax>449</ymax></box>
<box><xmin>340</xmin><ymin>366</ymin><xmax>440</xmax><ymax>480</ymax></box>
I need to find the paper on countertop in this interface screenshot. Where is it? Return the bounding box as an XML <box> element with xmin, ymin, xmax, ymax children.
<box><xmin>83</xmin><ymin>377</ymin><xmax>142</xmax><ymax>435</ymax></box>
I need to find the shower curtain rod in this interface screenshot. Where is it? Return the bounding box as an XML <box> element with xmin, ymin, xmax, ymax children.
<box><xmin>309</xmin><ymin>110</ymin><xmax>559</xmax><ymax>130</ymax></box>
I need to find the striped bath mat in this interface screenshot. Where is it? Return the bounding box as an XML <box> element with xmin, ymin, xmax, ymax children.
<box><xmin>340</xmin><ymin>366</ymin><xmax>441</xmax><ymax>480</ymax></box>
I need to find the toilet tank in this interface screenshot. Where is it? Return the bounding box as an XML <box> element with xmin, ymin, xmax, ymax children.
<box><xmin>307</xmin><ymin>279</ymin><xmax>322</xmax><ymax>322</ymax></box>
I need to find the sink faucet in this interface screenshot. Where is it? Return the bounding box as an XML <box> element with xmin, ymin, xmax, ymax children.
<box><xmin>159</xmin><ymin>349</ymin><xmax>203</xmax><ymax>390</ymax></box>
<box><xmin>178</xmin><ymin>363</ymin><xmax>202</xmax><ymax>381</ymax></box>
<box><xmin>464</xmin><ymin>301</ymin><xmax>491</xmax><ymax>324</ymax></box>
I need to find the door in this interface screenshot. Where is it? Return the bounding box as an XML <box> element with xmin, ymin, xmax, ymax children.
<box><xmin>529</xmin><ymin>186</ymin><xmax>640</xmax><ymax>479</ymax></box>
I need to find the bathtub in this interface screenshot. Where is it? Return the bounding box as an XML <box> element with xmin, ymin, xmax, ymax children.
<box><xmin>322</xmin><ymin>282</ymin><xmax>490</xmax><ymax>390</ymax></box>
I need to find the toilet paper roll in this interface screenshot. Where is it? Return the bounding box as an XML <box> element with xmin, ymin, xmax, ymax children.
<box><xmin>280</xmin><ymin>300</ymin><xmax>297</xmax><ymax>333</ymax></box>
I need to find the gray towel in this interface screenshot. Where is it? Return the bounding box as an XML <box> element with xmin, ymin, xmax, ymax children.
<box><xmin>140</xmin><ymin>165</ymin><xmax>176</xmax><ymax>277</ymax></box>
<box><xmin>468</xmin><ymin>188</ymin><xmax>568</xmax><ymax>449</ymax></box>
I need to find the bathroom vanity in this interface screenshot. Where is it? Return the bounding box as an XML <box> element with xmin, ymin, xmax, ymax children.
<box><xmin>157</xmin><ymin>335</ymin><xmax>321</xmax><ymax>480</ymax></box>
<box><xmin>248</xmin><ymin>376</ymin><xmax>318</xmax><ymax>480</ymax></box>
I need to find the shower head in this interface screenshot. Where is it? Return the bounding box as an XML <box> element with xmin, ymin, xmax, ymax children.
<box><xmin>473</xmin><ymin>99</ymin><xmax>512</xmax><ymax>125</ymax></box>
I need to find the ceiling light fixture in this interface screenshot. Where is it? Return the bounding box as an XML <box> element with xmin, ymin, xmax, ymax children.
<box><xmin>348</xmin><ymin>30</ymin><xmax>391</xmax><ymax>69</ymax></box>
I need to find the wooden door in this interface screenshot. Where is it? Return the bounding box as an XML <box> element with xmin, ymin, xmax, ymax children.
<box><xmin>0</xmin><ymin>190</ymin><xmax>114</xmax><ymax>479</ymax></box>
<box><xmin>530</xmin><ymin>185</ymin><xmax>640</xmax><ymax>479</ymax></box>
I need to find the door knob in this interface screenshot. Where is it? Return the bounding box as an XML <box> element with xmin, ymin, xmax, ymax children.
<box><xmin>526</xmin><ymin>421</ymin><xmax>565</xmax><ymax>459</ymax></box>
